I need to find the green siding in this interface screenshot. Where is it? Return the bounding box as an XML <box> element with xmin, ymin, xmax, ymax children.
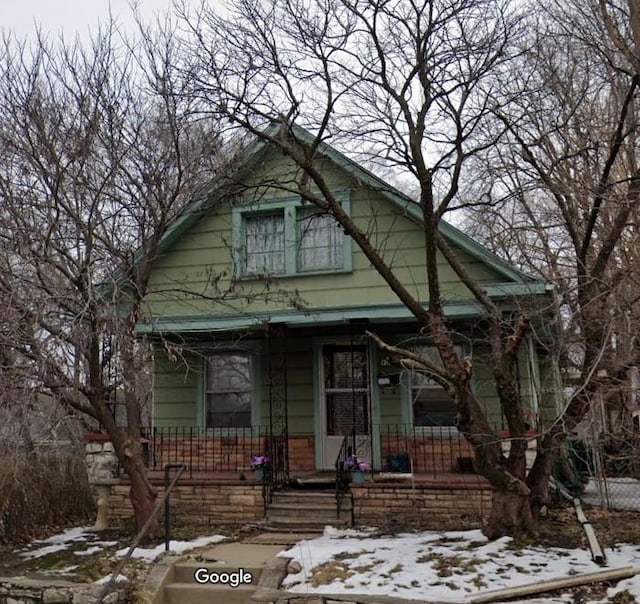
<box><xmin>143</xmin><ymin>154</ymin><xmax>506</xmax><ymax>321</ymax></box>
<box><xmin>153</xmin><ymin>350</ymin><xmax>200</xmax><ymax>427</ymax></box>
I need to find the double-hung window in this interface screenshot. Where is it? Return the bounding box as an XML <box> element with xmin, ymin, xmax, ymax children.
<box><xmin>297</xmin><ymin>207</ymin><xmax>344</xmax><ymax>272</ymax></box>
<box><xmin>204</xmin><ymin>352</ymin><xmax>253</xmax><ymax>428</ymax></box>
<box><xmin>409</xmin><ymin>345</ymin><xmax>462</xmax><ymax>428</ymax></box>
<box><xmin>233</xmin><ymin>196</ymin><xmax>351</xmax><ymax>277</ymax></box>
<box><xmin>244</xmin><ymin>213</ymin><xmax>285</xmax><ymax>275</ymax></box>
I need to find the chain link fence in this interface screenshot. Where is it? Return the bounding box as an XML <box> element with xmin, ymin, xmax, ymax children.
<box><xmin>555</xmin><ymin>433</ymin><xmax>640</xmax><ymax>511</ymax></box>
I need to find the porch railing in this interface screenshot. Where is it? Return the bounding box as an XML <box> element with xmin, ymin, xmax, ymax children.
<box><xmin>376</xmin><ymin>424</ymin><xmax>476</xmax><ymax>477</ymax></box>
<box><xmin>335</xmin><ymin>435</ymin><xmax>353</xmax><ymax>521</ymax></box>
<box><xmin>139</xmin><ymin>424</ymin><xmax>476</xmax><ymax>480</ymax></box>
<box><xmin>140</xmin><ymin>426</ymin><xmax>271</xmax><ymax>478</ymax></box>
<box><xmin>263</xmin><ymin>427</ymin><xmax>290</xmax><ymax>513</ymax></box>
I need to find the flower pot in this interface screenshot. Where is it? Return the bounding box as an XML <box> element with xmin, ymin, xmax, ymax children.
<box><xmin>351</xmin><ymin>470</ymin><xmax>365</xmax><ymax>486</ymax></box>
<box><xmin>254</xmin><ymin>467</ymin><xmax>265</xmax><ymax>482</ymax></box>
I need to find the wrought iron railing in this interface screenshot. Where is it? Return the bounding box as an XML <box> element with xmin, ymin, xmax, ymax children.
<box><xmin>376</xmin><ymin>423</ymin><xmax>475</xmax><ymax>477</ymax></box>
<box><xmin>139</xmin><ymin>424</ymin><xmax>476</xmax><ymax>481</ymax></box>
<box><xmin>335</xmin><ymin>435</ymin><xmax>352</xmax><ymax>520</ymax></box>
<box><xmin>263</xmin><ymin>426</ymin><xmax>290</xmax><ymax>513</ymax></box>
<box><xmin>140</xmin><ymin>426</ymin><xmax>271</xmax><ymax>477</ymax></box>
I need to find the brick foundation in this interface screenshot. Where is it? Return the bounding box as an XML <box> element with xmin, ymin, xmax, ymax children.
<box><xmin>352</xmin><ymin>481</ymin><xmax>492</xmax><ymax>529</ymax></box>
<box><xmin>287</xmin><ymin>435</ymin><xmax>315</xmax><ymax>472</ymax></box>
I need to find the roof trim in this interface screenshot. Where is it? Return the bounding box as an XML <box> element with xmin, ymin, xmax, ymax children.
<box><xmin>138</xmin><ymin>282</ymin><xmax>550</xmax><ymax>334</ymax></box>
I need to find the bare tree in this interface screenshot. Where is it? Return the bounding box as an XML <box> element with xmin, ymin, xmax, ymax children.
<box><xmin>462</xmin><ymin>0</ymin><xmax>640</xmax><ymax>506</ymax></box>
<box><xmin>172</xmin><ymin>0</ymin><xmax>566</xmax><ymax>537</ymax></box>
<box><xmin>0</xmin><ymin>20</ymin><xmax>229</xmax><ymax>536</ymax></box>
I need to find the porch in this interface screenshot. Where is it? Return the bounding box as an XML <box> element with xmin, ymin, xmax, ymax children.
<box><xmin>139</xmin><ymin>423</ymin><xmax>481</xmax><ymax>482</ymax></box>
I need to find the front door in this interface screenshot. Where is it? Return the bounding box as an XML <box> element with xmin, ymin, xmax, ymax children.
<box><xmin>320</xmin><ymin>343</ymin><xmax>372</xmax><ymax>469</ymax></box>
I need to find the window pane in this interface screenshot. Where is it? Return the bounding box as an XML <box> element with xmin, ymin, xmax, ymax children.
<box><xmin>324</xmin><ymin>346</ymin><xmax>368</xmax><ymax>389</ymax></box>
<box><xmin>412</xmin><ymin>387</ymin><xmax>457</xmax><ymax>426</ymax></box>
<box><xmin>326</xmin><ymin>392</ymin><xmax>369</xmax><ymax>435</ymax></box>
<box><xmin>206</xmin><ymin>353</ymin><xmax>252</xmax><ymax>428</ymax></box>
<box><xmin>245</xmin><ymin>213</ymin><xmax>285</xmax><ymax>274</ymax></box>
<box><xmin>298</xmin><ymin>207</ymin><xmax>343</xmax><ymax>271</ymax></box>
<box><xmin>409</xmin><ymin>345</ymin><xmax>460</xmax><ymax>427</ymax></box>
<box><xmin>207</xmin><ymin>354</ymin><xmax>252</xmax><ymax>391</ymax></box>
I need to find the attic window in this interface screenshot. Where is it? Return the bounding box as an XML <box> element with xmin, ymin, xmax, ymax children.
<box><xmin>244</xmin><ymin>212</ymin><xmax>285</xmax><ymax>275</ymax></box>
<box><xmin>297</xmin><ymin>207</ymin><xmax>344</xmax><ymax>271</ymax></box>
<box><xmin>234</xmin><ymin>195</ymin><xmax>352</xmax><ymax>278</ymax></box>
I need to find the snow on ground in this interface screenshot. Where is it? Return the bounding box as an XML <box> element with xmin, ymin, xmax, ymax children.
<box><xmin>115</xmin><ymin>534</ymin><xmax>226</xmax><ymax>561</ymax></box>
<box><xmin>280</xmin><ymin>527</ymin><xmax>640</xmax><ymax>603</ymax></box>
<box><xmin>18</xmin><ymin>525</ymin><xmax>226</xmax><ymax>566</ymax></box>
<box><xmin>20</xmin><ymin>526</ymin><xmax>94</xmax><ymax>559</ymax></box>
<box><xmin>582</xmin><ymin>477</ymin><xmax>640</xmax><ymax>511</ymax></box>
<box><xmin>94</xmin><ymin>572</ymin><xmax>129</xmax><ymax>585</ymax></box>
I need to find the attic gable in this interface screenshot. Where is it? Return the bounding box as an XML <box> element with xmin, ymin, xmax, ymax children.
<box><xmin>154</xmin><ymin>124</ymin><xmax>539</xmax><ymax>289</ymax></box>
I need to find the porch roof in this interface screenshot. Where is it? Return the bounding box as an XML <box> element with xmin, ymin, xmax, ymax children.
<box><xmin>137</xmin><ymin>281</ymin><xmax>550</xmax><ymax>335</ymax></box>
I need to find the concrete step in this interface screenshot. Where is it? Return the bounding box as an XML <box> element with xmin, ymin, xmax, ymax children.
<box><xmin>172</xmin><ymin>560</ymin><xmax>262</xmax><ymax>585</ymax></box>
<box><xmin>265</xmin><ymin>515</ymin><xmax>351</xmax><ymax>530</ymax></box>
<box><xmin>267</xmin><ymin>502</ymin><xmax>351</xmax><ymax>516</ymax></box>
<box><xmin>270</xmin><ymin>490</ymin><xmax>339</xmax><ymax>505</ymax></box>
<box><xmin>164</xmin><ymin>582</ymin><xmax>254</xmax><ymax>604</ymax></box>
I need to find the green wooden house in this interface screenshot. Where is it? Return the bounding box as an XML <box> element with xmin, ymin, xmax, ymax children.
<box><xmin>138</xmin><ymin>126</ymin><xmax>558</xmax><ymax>489</ymax></box>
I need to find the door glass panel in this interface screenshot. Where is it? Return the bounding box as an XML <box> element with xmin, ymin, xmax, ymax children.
<box><xmin>323</xmin><ymin>345</ymin><xmax>369</xmax><ymax>436</ymax></box>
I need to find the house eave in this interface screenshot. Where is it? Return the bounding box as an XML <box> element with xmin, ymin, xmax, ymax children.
<box><xmin>137</xmin><ymin>282</ymin><xmax>550</xmax><ymax>335</ymax></box>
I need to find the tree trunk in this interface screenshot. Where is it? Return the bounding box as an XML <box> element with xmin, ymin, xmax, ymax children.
<box><xmin>124</xmin><ymin>453</ymin><xmax>159</xmax><ymax>539</ymax></box>
<box><xmin>485</xmin><ymin>490</ymin><xmax>535</xmax><ymax>540</ymax></box>
<box><xmin>110</xmin><ymin>430</ymin><xmax>160</xmax><ymax>539</ymax></box>
<box><xmin>129</xmin><ymin>469</ymin><xmax>161</xmax><ymax>538</ymax></box>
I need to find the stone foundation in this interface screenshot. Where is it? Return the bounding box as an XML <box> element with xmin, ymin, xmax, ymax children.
<box><xmin>109</xmin><ymin>479</ymin><xmax>264</xmax><ymax>527</ymax></box>
<box><xmin>0</xmin><ymin>579</ymin><xmax>125</xmax><ymax>604</ymax></box>
<box><xmin>352</xmin><ymin>481</ymin><xmax>492</xmax><ymax>528</ymax></box>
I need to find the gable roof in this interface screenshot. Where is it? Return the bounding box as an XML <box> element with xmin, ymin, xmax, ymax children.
<box><xmin>156</xmin><ymin>122</ymin><xmax>538</xmax><ymax>285</ymax></box>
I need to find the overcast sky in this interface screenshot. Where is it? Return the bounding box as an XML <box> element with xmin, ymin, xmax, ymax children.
<box><xmin>2</xmin><ymin>0</ymin><xmax>190</xmax><ymax>41</ymax></box>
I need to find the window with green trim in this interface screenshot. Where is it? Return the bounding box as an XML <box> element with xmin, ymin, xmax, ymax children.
<box><xmin>233</xmin><ymin>198</ymin><xmax>351</xmax><ymax>277</ymax></box>
<box><xmin>244</xmin><ymin>212</ymin><xmax>285</xmax><ymax>275</ymax></box>
<box><xmin>409</xmin><ymin>345</ymin><xmax>462</xmax><ymax>427</ymax></box>
<box><xmin>205</xmin><ymin>352</ymin><xmax>253</xmax><ymax>428</ymax></box>
<box><xmin>297</xmin><ymin>207</ymin><xmax>344</xmax><ymax>272</ymax></box>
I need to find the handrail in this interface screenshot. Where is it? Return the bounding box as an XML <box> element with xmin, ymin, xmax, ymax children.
<box><xmin>335</xmin><ymin>436</ymin><xmax>351</xmax><ymax>520</ymax></box>
<box><xmin>164</xmin><ymin>463</ymin><xmax>186</xmax><ymax>551</ymax></box>
<box><xmin>94</xmin><ymin>463</ymin><xmax>186</xmax><ymax>604</ymax></box>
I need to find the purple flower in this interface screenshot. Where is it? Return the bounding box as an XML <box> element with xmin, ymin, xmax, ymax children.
<box><xmin>251</xmin><ymin>455</ymin><xmax>270</xmax><ymax>469</ymax></box>
<box><xmin>345</xmin><ymin>455</ymin><xmax>369</xmax><ymax>472</ymax></box>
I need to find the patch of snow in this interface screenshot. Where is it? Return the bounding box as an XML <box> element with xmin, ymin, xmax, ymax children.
<box><xmin>75</xmin><ymin>546</ymin><xmax>104</xmax><ymax>556</ymax></box>
<box><xmin>115</xmin><ymin>534</ymin><xmax>226</xmax><ymax>562</ymax></box>
<box><xmin>36</xmin><ymin>526</ymin><xmax>92</xmax><ymax>544</ymax></box>
<box><xmin>44</xmin><ymin>565</ymin><xmax>79</xmax><ymax>575</ymax></box>
<box><xmin>279</xmin><ymin>527</ymin><xmax>640</xmax><ymax>603</ymax></box>
<box><xmin>20</xmin><ymin>543</ymin><xmax>70</xmax><ymax>559</ymax></box>
<box><xmin>94</xmin><ymin>572</ymin><xmax>128</xmax><ymax>585</ymax></box>
<box><xmin>20</xmin><ymin>526</ymin><xmax>95</xmax><ymax>559</ymax></box>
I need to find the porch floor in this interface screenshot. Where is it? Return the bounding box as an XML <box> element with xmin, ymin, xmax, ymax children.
<box><xmin>146</xmin><ymin>468</ymin><xmax>489</xmax><ymax>488</ymax></box>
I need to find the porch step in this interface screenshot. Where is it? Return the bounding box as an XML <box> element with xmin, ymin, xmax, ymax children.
<box><xmin>270</xmin><ymin>490</ymin><xmax>338</xmax><ymax>504</ymax></box>
<box><xmin>266</xmin><ymin>489</ymin><xmax>353</xmax><ymax>531</ymax></box>
<box><xmin>163</xmin><ymin>561</ymin><xmax>262</xmax><ymax>604</ymax></box>
<box><xmin>265</xmin><ymin>515</ymin><xmax>352</xmax><ymax>531</ymax></box>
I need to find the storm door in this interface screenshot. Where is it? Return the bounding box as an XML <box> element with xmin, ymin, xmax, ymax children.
<box><xmin>320</xmin><ymin>343</ymin><xmax>372</xmax><ymax>469</ymax></box>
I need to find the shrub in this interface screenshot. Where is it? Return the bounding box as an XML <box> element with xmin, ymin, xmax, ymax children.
<box><xmin>0</xmin><ymin>452</ymin><xmax>95</xmax><ymax>543</ymax></box>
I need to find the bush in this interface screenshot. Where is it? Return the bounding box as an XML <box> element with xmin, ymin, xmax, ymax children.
<box><xmin>0</xmin><ymin>452</ymin><xmax>95</xmax><ymax>543</ymax></box>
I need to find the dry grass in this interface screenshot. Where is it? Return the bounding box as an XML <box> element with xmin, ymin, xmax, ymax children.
<box><xmin>0</xmin><ymin>453</ymin><xmax>95</xmax><ymax>544</ymax></box>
